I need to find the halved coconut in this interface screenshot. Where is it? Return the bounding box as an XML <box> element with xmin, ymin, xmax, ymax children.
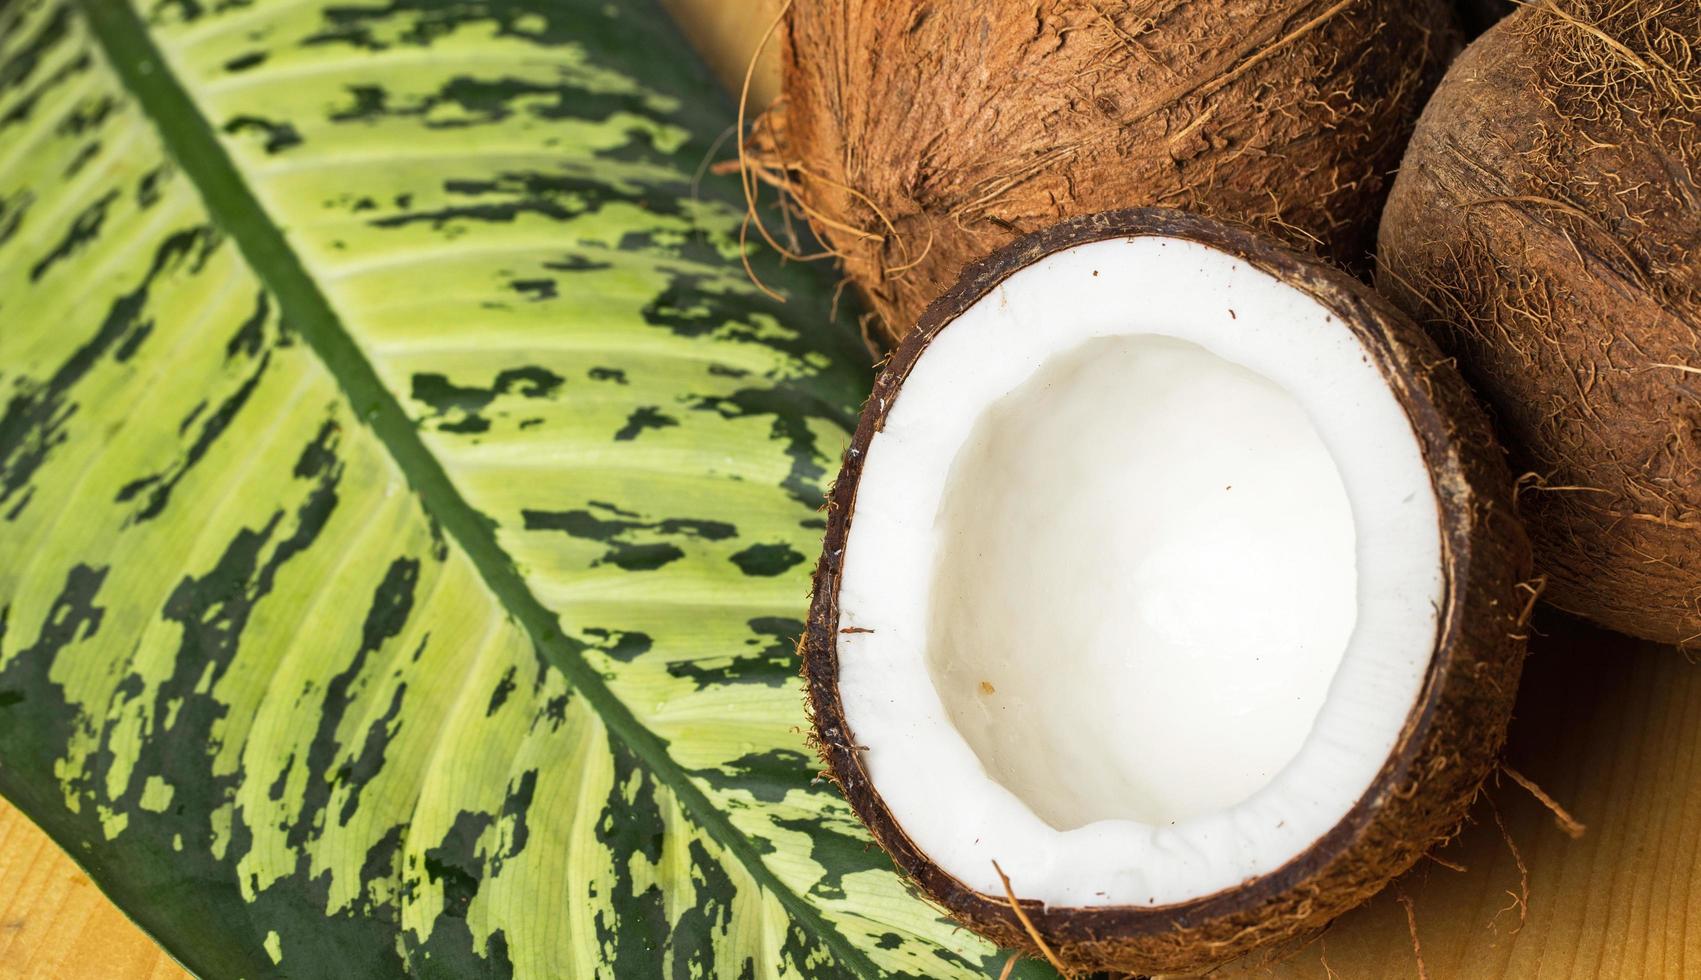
<box><xmin>804</xmin><ymin>210</ymin><xmax>1532</xmax><ymax>975</ymax></box>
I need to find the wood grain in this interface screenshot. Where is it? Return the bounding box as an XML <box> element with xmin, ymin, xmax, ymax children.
<box><xmin>658</xmin><ymin>0</ymin><xmax>782</xmax><ymax>109</ymax></box>
<box><xmin>0</xmin><ymin>799</ymin><xmax>187</xmax><ymax>980</ymax></box>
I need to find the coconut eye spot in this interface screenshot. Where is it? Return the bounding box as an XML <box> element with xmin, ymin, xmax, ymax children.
<box><xmin>926</xmin><ymin>335</ymin><xmax>1357</xmax><ymax>831</ymax></box>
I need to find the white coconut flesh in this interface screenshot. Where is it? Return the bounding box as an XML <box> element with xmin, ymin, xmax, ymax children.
<box><xmin>835</xmin><ymin>237</ymin><xmax>1444</xmax><ymax>908</ymax></box>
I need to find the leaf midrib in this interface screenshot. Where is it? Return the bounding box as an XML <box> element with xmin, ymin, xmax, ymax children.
<box><xmin>72</xmin><ymin>0</ymin><xmax>886</xmax><ymax>975</ymax></box>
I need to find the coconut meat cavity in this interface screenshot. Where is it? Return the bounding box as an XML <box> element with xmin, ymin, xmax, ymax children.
<box><xmin>834</xmin><ymin>236</ymin><xmax>1445</xmax><ymax>908</ymax></box>
<box><xmin>930</xmin><ymin>332</ymin><xmax>1358</xmax><ymax>832</ymax></box>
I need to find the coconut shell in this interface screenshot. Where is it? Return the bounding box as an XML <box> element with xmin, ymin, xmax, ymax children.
<box><xmin>1378</xmin><ymin>2</ymin><xmax>1701</xmax><ymax>647</ymax></box>
<box><xmin>804</xmin><ymin>209</ymin><xmax>1532</xmax><ymax>976</ymax></box>
<box><xmin>772</xmin><ymin>0</ymin><xmax>1460</xmax><ymax>346</ymax></box>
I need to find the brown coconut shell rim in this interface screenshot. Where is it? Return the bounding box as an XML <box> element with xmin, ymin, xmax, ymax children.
<box><xmin>802</xmin><ymin>207</ymin><xmax>1531</xmax><ymax>972</ymax></box>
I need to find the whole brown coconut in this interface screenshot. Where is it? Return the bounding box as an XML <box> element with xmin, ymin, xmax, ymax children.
<box><xmin>1379</xmin><ymin>1</ymin><xmax>1701</xmax><ymax>647</ymax></box>
<box><xmin>771</xmin><ymin>0</ymin><xmax>1459</xmax><ymax>345</ymax></box>
<box><xmin>805</xmin><ymin>209</ymin><xmax>1531</xmax><ymax>976</ymax></box>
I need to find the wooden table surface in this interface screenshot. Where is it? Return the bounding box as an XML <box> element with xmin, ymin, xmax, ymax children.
<box><xmin>0</xmin><ymin>798</ymin><xmax>186</xmax><ymax>980</ymax></box>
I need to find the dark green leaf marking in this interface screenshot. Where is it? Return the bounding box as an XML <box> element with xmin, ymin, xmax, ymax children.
<box><xmin>220</xmin><ymin>114</ymin><xmax>302</xmax><ymax>154</ymax></box>
<box><xmin>1</xmin><ymin>224</ymin><xmax>220</xmax><ymax>516</ymax></box>
<box><xmin>729</xmin><ymin>543</ymin><xmax>805</xmax><ymax>577</ymax></box>
<box><xmin>410</xmin><ymin>367</ymin><xmax>565</xmax><ymax>434</ymax></box>
<box><xmin>523</xmin><ymin>503</ymin><xmax>736</xmax><ymax>572</ymax></box>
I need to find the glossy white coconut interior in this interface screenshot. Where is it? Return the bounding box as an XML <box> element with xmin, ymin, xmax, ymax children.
<box><xmin>834</xmin><ymin>236</ymin><xmax>1444</xmax><ymax>908</ymax></box>
<box><xmin>930</xmin><ymin>334</ymin><xmax>1357</xmax><ymax>831</ymax></box>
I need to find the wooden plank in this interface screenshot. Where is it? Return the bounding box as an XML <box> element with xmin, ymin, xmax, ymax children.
<box><xmin>661</xmin><ymin>0</ymin><xmax>782</xmax><ymax>108</ymax></box>
<box><xmin>0</xmin><ymin>799</ymin><xmax>188</xmax><ymax>980</ymax></box>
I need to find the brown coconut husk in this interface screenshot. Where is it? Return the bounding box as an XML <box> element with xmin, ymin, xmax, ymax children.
<box><xmin>803</xmin><ymin>209</ymin><xmax>1533</xmax><ymax>976</ymax></box>
<box><xmin>764</xmin><ymin>0</ymin><xmax>1460</xmax><ymax>346</ymax></box>
<box><xmin>1378</xmin><ymin>1</ymin><xmax>1701</xmax><ymax>647</ymax></box>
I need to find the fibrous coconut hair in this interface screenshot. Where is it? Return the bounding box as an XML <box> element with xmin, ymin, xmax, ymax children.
<box><xmin>1379</xmin><ymin>0</ymin><xmax>1701</xmax><ymax>647</ymax></box>
<box><xmin>760</xmin><ymin>0</ymin><xmax>1459</xmax><ymax>345</ymax></box>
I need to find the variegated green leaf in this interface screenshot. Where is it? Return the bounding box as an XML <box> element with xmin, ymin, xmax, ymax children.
<box><xmin>0</xmin><ymin>0</ymin><xmax>1056</xmax><ymax>975</ymax></box>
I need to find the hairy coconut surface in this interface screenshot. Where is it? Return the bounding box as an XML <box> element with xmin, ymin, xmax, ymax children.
<box><xmin>771</xmin><ymin>0</ymin><xmax>1459</xmax><ymax>346</ymax></box>
<box><xmin>804</xmin><ymin>210</ymin><xmax>1530</xmax><ymax>975</ymax></box>
<box><xmin>1379</xmin><ymin>2</ymin><xmax>1701</xmax><ymax>647</ymax></box>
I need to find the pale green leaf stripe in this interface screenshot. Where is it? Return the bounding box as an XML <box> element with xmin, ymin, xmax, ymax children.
<box><xmin>0</xmin><ymin>0</ymin><xmax>1054</xmax><ymax>975</ymax></box>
